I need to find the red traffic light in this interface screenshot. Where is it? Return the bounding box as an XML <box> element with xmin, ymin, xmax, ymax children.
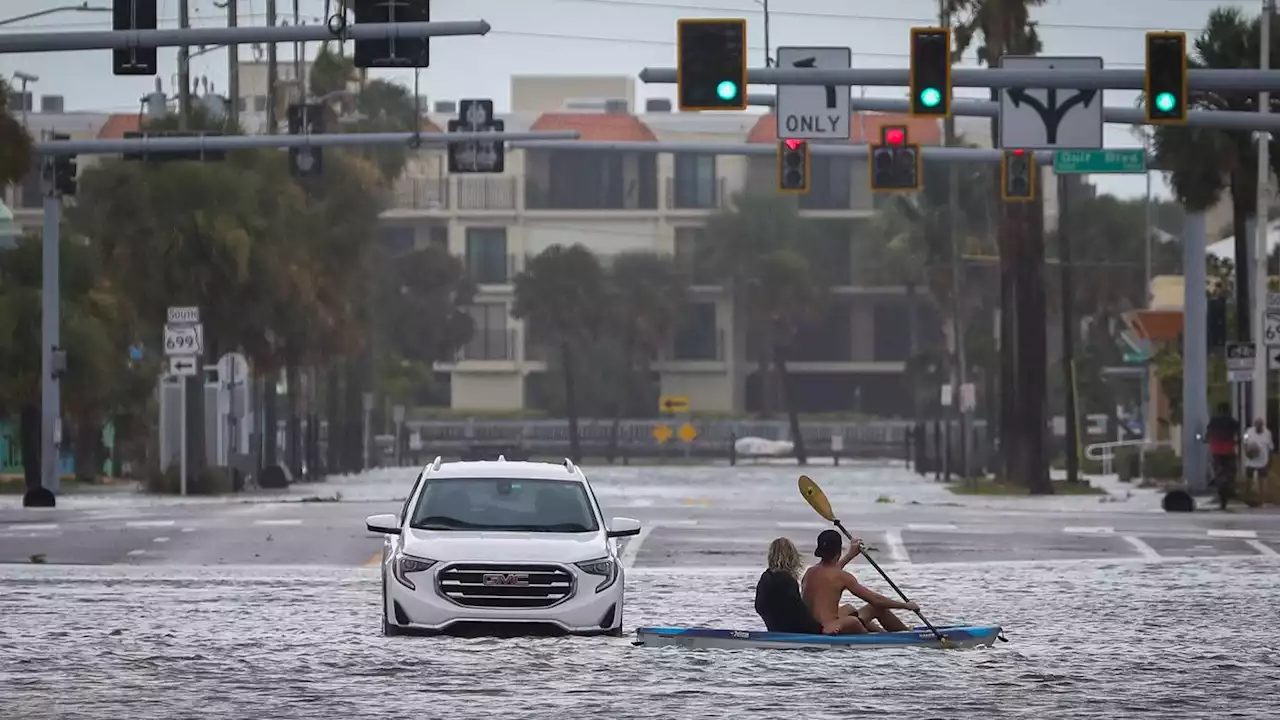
<box><xmin>1012</xmin><ymin>148</ymin><xmax>1025</xmax><ymax>156</ymax></box>
<box><xmin>784</xmin><ymin>139</ymin><xmax>804</xmax><ymax>151</ymax></box>
<box><xmin>885</xmin><ymin>128</ymin><xmax>905</xmax><ymax>146</ymax></box>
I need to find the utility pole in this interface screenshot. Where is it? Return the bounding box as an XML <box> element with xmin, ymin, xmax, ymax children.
<box><xmin>222</xmin><ymin>0</ymin><xmax>239</xmax><ymax>128</ymax></box>
<box><xmin>941</xmin><ymin>1</ymin><xmax>971</xmax><ymax>479</ymax></box>
<box><xmin>294</xmin><ymin>0</ymin><xmax>303</xmax><ymax>96</ymax></box>
<box><xmin>1253</xmin><ymin>0</ymin><xmax>1273</xmax><ymax>424</ymax></box>
<box><xmin>267</xmin><ymin>0</ymin><xmax>278</xmax><ymax>134</ymax></box>
<box><xmin>178</xmin><ymin>0</ymin><xmax>190</xmax><ymax>128</ymax></box>
<box><xmin>762</xmin><ymin>0</ymin><xmax>771</xmax><ymax>67</ymax></box>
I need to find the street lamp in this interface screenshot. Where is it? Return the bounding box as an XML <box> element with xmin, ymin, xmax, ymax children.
<box><xmin>11</xmin><ymin>71</ymin><xmax>38</xmax><ymax>127</ymax></box>
<box><xmin>0</xmin><ymin>2</ymin><xmax>110</xmax><ymax>28</ymax></box>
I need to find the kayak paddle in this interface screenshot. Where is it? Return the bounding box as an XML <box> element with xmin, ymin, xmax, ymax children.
<box><xmin>798</xmin><ymin>474</ymin><xmax>952</xmax><ymax>648</ymax></box>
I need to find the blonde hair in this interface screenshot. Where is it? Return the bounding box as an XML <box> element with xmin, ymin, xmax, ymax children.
<box><xmin>767</xmin><ymin>537</ymin><xmax>804</xmax><ymax>578</ymax></box>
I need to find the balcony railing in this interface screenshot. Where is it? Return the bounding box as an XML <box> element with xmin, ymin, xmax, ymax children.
<box><xmin>665</xmin><ymin>177</ymin><xmax>727</xmax><ymax>210</ymax></box>
<box><xmin>664</xmin><ymin>328</ymin><xmax>725</xmax><ymax>362</ymax></box>
<box><xmin>465</xmin><ymin>252</ymin><xmax>518</xmax><ymax>285</ymax></box>
<box><xmin>391</xmin><ymin>177</ymin><xmax>449</xmax><ymax>211</ymax></box>
<box><xmin>456</xmin><ymin>176</ymin><xmax>517</xmax><ymax>211</ymax></box>
<box><xmin>524</xmin><ymin>179</ymin><xmax>659</xmax><ymax>211</ymax></box>
<box><xmin>458</xmin><ymin>328</ymin><xmax>517</xmax><ymax>361</ymax></box>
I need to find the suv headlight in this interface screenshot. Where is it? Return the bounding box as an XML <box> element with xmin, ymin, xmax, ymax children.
<box><xmin>392</xmin><ymin>553</ymin><xmax>437</xmax><ymax>591</ymax></box>
<box><xmin>576</xmin><ymin>557</ymin><xmax>618</xmax><ymax>593</ymax></box>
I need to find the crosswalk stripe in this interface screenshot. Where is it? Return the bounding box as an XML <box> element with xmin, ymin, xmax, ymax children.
<box><xmin>1207</xmin><ymin>529</ymin><xmax>1257</xmax><ymax>539</ymax></box>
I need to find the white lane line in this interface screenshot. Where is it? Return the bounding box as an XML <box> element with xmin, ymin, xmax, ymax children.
<box><xmin>775</xmin><ymin>521</ymin><xmax>825</xmax><ymax>530</ymax></box>
<box><xmin>1122</xmin><ymin>535</ymin><xmax>1163</xmax><ymax>561</ymax></box>
<box><xmin>1246</xmin><ymin>540</ymin><xmax>1279</xmax><ymax>557</ymax></box>
<box><xmin>906</xmin><ymin>523</ymin><xmax>958</xmax><ymax>532</ymax></box>
<box><xmin>1207</xmin><ymin>529</ymin><xmax>1257</xmax><ymax>539</ymax></box>
<box><xmin>625</xmin><ymin>552</ymin><xmax>1276</xmax><ymax>575</ymax></box>
<box><xmin>180</xmin><ymin>527</ymin><xmax>195</xmax><ymax>533</ymax></box>
<box><xmin>882</xmin><ymin>529</ymin><xmax>911</xmax><ymax>565</ymax></box>
<box><xmin>620</xmin><ymin>523</ymin><xmax>656</xmax><ymax>570</ymax></box>
<box><xmin>126</xmin><ymin>549</ymin><xmax>146</xmax><ymax>556</ymax></box>
<box><xmin>14</xmin><ymin>523</ymin><xmax>59</xmax><ymax>531</ymax></box>
<box><xmin>253</xmin><ymin>519</ymin><xmax>303</xmax><ymax>526</ymax></box>
<box><xmin>1063</xmin><ymin>526</ymin><xmax>1115</xmax><ymax>535</ymax></box>
<box><xmin>153</xmin><ymin>537</ymin><xmax>170</xmax><ymax>544</ymax></box>
<box><xmin>126</xmin><ymin>520</ymin><xmax>176</xmax><ymax>528</ymax></box>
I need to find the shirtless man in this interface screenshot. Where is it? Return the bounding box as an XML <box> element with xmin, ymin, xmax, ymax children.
<box><xmin>801</xmin><ymin>529</ymin><xmax>917</xmax><ymax>634</ymax></box>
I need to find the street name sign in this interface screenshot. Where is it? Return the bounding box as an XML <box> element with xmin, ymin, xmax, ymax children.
<box><xmin>776</xmin><ymin>46</ymin><xmax>852</xmax><ymax>140</ymax></box>
<box><xmin>999</xmin><ymin>56</ymin><xmax>1103</xmax><ymax>150</ymax></box>
<box><xmin>1053</xmin><ymin>149</ymin><xmax>1146</xmax><ymax>174</ymax></box>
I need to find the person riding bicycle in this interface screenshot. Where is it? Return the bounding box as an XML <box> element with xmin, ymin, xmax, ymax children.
<box><xmin>1206</xmin><ymin>402</ymin><xmax>1241</xmax><ymax>510</ymax></box>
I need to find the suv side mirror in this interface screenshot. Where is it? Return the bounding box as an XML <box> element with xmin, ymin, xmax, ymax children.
<box><xmin>366</xmin><ymin>513</ymin><xmax>401</xmax><ymax>535</ymax></box>
<box><xmin>607</xmin><ymin>516</ymin><xmax>642</xmax><ymax>538</ymax></box>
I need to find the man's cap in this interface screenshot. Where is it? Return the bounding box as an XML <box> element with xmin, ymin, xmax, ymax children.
<box><xmin>815</xmin><ymin>529</ymin><xmax>842</xmax><ymax>557</ymax></box>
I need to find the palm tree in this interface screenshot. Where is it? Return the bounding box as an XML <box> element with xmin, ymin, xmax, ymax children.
<box><xmin>704</xmin><ymin>193</ymin><xmax>822</xmax><ymax>463</ymax></box>
<box><xmin>513</xmin><ymin>245</ymin><xmax>611</xmax><ymax>462</ymax></box>
<box><xmin>603</xmin><ymin>252</ymin><xmax>686</xmax><ymax>461</ymax></box>
<box><xmin>950</xmin><ymin>0</ymin><xmax>1048</xmax><ymax>492</ymax></box>
<box><xmin>1149</xmin><ymin>7</ymin><xmax>1280</xmax><ymax>350</ymax></box>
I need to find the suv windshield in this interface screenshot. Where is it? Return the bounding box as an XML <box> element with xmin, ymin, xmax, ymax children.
<box><xmin>408</xmin><ymin>478</ymin><xmax>600</xmax><ymax>533</ymax></box>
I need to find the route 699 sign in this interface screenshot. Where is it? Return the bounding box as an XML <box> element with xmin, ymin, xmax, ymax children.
<box><xmin>163</xmin><ymin>323</ymin><xmax>204</xmax><ymax>356</ymax></box>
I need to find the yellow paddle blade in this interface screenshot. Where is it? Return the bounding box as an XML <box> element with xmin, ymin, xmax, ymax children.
<box><xmin>798</xmin><ymin>475</ymin><xmax>836</xmax><ymax>522</ymax></box>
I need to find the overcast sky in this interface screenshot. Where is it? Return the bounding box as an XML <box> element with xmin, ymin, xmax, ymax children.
<box><xmin>0</xmin><ymin>0</ymin><xmax>1264</xmax><ymax>199</ymax></box>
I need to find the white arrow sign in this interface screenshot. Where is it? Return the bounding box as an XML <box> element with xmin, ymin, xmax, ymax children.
<box><xmin>169</xmin><ymin>356</ymin><xmax>199</xmax><ymax>377</ymax></box>
<box><xmin>999</xmin><ymin>56</ymin><xmax>1103</xmax><ymax>150</ymax></box>
<box><xmin>776</xmin><ymin>46</ymin><xmax>851</xmax><ymax>140</ymax></box>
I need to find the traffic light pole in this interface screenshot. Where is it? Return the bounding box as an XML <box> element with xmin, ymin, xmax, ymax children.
<box><xmin>0</xmin><ymin>20</ymin><xmax>490</xmax><ymax>53</ymax></box>
<box><xmin>34</xmin><ymin>130</ymin><xmax>579</xmax><ymax>155</ymax></box>
<box><xmin>36</xmin><ymin>187</ymin><xmax>62</xmax><ymax>504</ymax></box>
<box><xmin>640</xmin><ymin>66</ymin><xmax>1280</xmax><ymax>92</ymax></box>
<box><xmin>744</xmin><ymin>94</ymin><xmax>1280</xmax><ymax>134</ymax></box>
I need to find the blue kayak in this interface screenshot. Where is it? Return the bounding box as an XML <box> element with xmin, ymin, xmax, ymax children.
<box><xmin>633</xmin><ymin>625</ymin><xmax>1005</xmax><ymax>650</ymax></box>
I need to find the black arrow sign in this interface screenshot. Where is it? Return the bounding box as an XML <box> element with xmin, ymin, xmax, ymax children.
<box><xmin>1008</xmin><ymin>85</ymin><xmax>1097</xmax><ymax>145</ymax></box>
<box><xmin>793</xmin><ymin>57</ymin><xmax>837</xmax><ymax>109</ymax></box>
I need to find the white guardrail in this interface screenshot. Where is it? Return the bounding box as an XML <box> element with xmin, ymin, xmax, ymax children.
<box><xmin>1083</xmin><ymin>439</ymin><xmax>1171</xmax><ymax>476</ymax></box>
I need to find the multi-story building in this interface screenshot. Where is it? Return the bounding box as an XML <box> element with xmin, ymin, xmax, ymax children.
<box><xmin>383</xmin><ymin>75</ymin><xmax>959</xmax><ymax>416</ymax></box>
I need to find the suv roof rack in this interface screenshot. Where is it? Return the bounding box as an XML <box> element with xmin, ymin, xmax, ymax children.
<box><xmin>563</xmin><ymin>458</ymin><xmax>578</xmax><ymax>475</ymax></box>
<box><xmin>431</xmin><ymin>456</ymin><xmax>443</xmax><ymax>471</ymax></box>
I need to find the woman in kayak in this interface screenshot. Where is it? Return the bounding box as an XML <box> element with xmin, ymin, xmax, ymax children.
<box><xmin>754</xmin><ymin>538</ymin><xmax>825</xmax><ymax>634</ymax></box>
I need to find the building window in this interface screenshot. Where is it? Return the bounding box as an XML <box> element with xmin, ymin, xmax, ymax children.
<box><xmin>799</xmin><ymin>155</ymin><xmax>853</xmax><ymax>210</ymax></box>
<box><xmin>464</xmin><ymin>227</ymin><xmax>509</xmax><ymax>284</ymax></box>
<box><xmin>529</xmin><ymin>150</ymin><xmax>658</xmax><ymax>210</ymax></box>
<box><xmin>253</xmin><ymin>95</ymin><xmax>267</xmax><ymax>112</ymax></box>
<box><xmin>672</xmin><ymin>153</ymin><xmax>717</xmax><ymax>209</ymax></box>
<box><xmin>674</xmin><ymin>227</ymin><xmax>717</xmax><ymax>285</ymax></box>
<box><xmin>379</xmin><ymin>225</ymin><xmax>415</xmax><ymax>255</ymax></box>
<box><xmin>427</xmin><ymin>225</ymin><xmax>448</xmax><ymax>253</ymax></box>
<box><xmin>464</xmin><ymin>303</ymin><xmax>511</xmax><ymax>360</ymax></box>
<box><xmin>672</xmin><ymin>302</ymin><xmax>719</xmax><ymax>360</ymax></box>
<box><xmin>873</xmin><ymin>302</ymin><xmax>911</xmax><ymax>361</ymax></box>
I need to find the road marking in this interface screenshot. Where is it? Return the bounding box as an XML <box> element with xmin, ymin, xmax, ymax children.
<box><xmin>126</xmin><ymin>520</ymin><xmax>175</xmax><ymax>528</ymax></box>
<box><xmin>626</xmin><ymin>552</ymin><xmax>1276</xmax><ymax>575</ymax></box>
<box><xmin>1246</xmin><ymin>540</ymin><xmax>1279</xmax><ymax>557</ymax></box>
<box><xmin>180</xmin><ymin>527</ymin><xmax>195</xmax><ymax>533</ymax></box>
<box><xmin>126</xmin><ymin>549</ymin><xmax>146</xmax><ymax>556</ymax></box>
<box><xmin>153</xmin><ymin>537</ymin><xmax>170</xmax><ymax>543</ymax></box>
<box><xmin>254</xmin><ymin>519</ymin><xmax>303</xmax><ymax>526</ymax></box>
<box><xmin>882</xmin><ymin>529</ymin><xmax>911</xmax><ymax>565</ymax></box>
<box><xmin>1063</xmin><ymin>526</ymin><xmax>1115</xmax><ymax>535</ymax></box>
<box><xmin>621</xmin><ymin>524</ymin><xmax>656</xmax><ymax>569</ymax></box>
<box><xmin>1207</xmin><ymin>529</ymin><xmax>1257</xmax><ymax>539</ymax></box>
<box><xmin>775</xmin><ymin>521</ymin><xmax>824</xmax><ymax>529</ymax></box>
<box><xmin>15</xmin><ymin>523</ymin><xmax>59</xmax><ymax>531</ymax></box>
<box><xmin>906</xmin><ymin>523</ymin><xmax>958</xmax><ymax>532</ymax></box>
<box><xmin>1122</xmin><ymin>535</ymin><xmax>1163</xmax><ymax>561</ymax></box>
<box><xmin>365</xmin><ymin>552</ymin><xmax>383</xmax><ymax>566</ymax></box>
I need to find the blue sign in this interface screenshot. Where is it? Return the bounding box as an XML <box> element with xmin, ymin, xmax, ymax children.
<box><xmin>128</xmin><ymin>344</ymin><xmax>143</xmax><ymax>361</ymax></box>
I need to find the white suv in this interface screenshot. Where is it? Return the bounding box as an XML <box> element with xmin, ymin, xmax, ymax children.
<box><xmin>365</xmin><ymin>457</ymin><xmax>641</xmax><ymax>637</ymax></box>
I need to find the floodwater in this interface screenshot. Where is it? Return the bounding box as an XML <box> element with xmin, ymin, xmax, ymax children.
<box><xmin>2</xmin><ymin>558</ymin><xmax>1277</xmax><ymax>719</ymax></box>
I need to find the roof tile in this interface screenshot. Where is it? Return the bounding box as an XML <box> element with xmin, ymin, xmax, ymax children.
<box><xmin>97</xmin><ymin>113</ymin><xmax>142</xmax><ymax>140</ymax></box>
<box><xmin>530</xmin><ymin>113</ymin><xmax>657</xmax><ymax>142</ymax></box>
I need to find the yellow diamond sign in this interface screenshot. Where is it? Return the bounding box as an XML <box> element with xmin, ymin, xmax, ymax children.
<box><xmin>652</xmin><ymin>423</ymin><xmax>673</xmax><ymax>443</ymax></box>
<box><xmin>677</xmin><ymin>423</ymin><xmax>697</xmax><ymax>442</ymax></box>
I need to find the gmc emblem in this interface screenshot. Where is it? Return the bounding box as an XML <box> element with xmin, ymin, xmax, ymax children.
<box><xmin>482</xmin><ymin>573</ymin><xmax>530</xmax><ymax>586</ymax></box>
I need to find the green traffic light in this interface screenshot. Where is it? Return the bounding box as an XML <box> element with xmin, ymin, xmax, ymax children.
<box><xmin>716</xmin><ymin>80</ymin><xmax>739</xmax><ymax>101</ymax></box>
<box><xmin>1154</xmin><ymin>92</ymin><xmax>1176</xmax><ymax>113</ymax></box>
<box><xmin>919</xmin><ymin>87</ymin><xmax>941</xmax><ymax>108</ymax></box>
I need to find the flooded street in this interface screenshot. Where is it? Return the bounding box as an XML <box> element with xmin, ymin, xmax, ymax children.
<box><xmin>2</xmin><ymin>463</ymin><xmax>1280</xmax><ymax>718</ymax></box>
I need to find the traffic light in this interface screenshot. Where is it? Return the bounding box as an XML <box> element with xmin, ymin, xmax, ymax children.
<box><xmin>777</xmin><ymin>139</ymin><xmax>810</xmax><ymax>193</ymax></box>
<box><xmin>1208</xmin><ymin>295</ymin><xmax>1227</xmax><ymax>350</ymax></box>
<box><xmin>47</xmin><ymin>133</ymin><xmax>77</xmax><ymax>196</ymax></box>
<box><xmin>288</xmin><ymin>103</ymin><xmax>325</xmax><ymax>177</ymax></box>
<box><xmin>1145</xmin><ymin>31</ymin><xmax>1188</xmax><ymax>124</ymax></box>
<box><xmin>909</xmin><ymin>27</ymin><xmax>951</xmax><ymax>117</ymax></box>
<box><xmin>868</xmin><ymin>126</ymin><xmax>920</xmax><ymax>192</ymax></box>
<box><xmin>676</xmin><ymin>18</ymin><xmax>748</xmax><ymax>111</ymax></box>
<box><xmin>353</xmin><ymin>0</ymin><xmax>430</xmax><ymax>69</ymax></box>
<box><xmin>113</xmin><ymin>0</ymin><xmax>158</xmax><ymax>75</ymax></box>
<box><xmin>1001</xmin><ymin>149</ymin><xmax>1036</xmax><ymax>201</ymax></box>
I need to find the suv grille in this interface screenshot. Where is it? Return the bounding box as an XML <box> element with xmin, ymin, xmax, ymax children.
<box><xmin>436</xmin><ymin>564</ymin><xmax>575</xmax><ymax>608</ymax></box>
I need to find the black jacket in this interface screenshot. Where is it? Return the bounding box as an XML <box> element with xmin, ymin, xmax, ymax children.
<box><xmin>754</xmin><ymin>569</ymin><xmax>822</xmax><ymax>634</ymax></box>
